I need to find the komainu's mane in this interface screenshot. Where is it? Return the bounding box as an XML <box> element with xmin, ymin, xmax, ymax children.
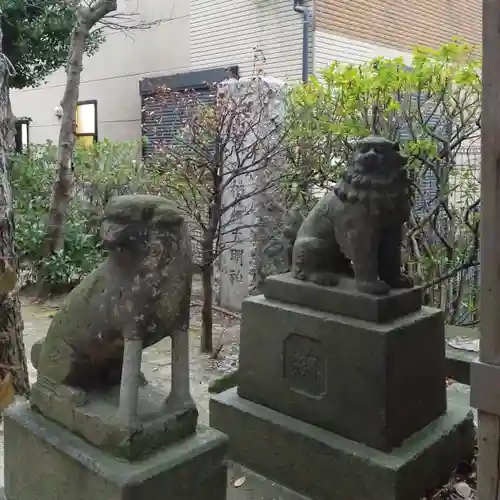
<box><xmin>334</xmin><ymin>151</ymin><xmax>409</xmax><ymax>205</ymax></box>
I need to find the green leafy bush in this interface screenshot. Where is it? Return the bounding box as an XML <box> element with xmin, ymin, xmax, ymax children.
<box><xmin>11</xmin><ymin>139</ymin><xmax>154</xmax><ymax>292</ymax></box>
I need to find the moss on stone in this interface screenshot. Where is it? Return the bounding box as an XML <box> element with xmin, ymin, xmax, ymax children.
<box><xmin>208</xmin><ymin>371</ymin><xmax>238</xmax><ymax>394</ymax></box>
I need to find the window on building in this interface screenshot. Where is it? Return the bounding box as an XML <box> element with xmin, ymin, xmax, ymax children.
<box><xmin>140</xmin><ymin>67</ymin><xmax>238</xmax><ymax>160</ymax></box>
<box><xmin>75</xmin><ymin>100</ymin><xmax>97</xmax><ymax>147</ymax></box>
<box><xmin>14</xmin><ymin>118</ymin><xmax>30</xmax><ymax>153</ymax></box>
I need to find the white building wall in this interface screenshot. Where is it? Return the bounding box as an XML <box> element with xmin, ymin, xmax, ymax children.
<box><xmin>14</xmin><ymin>2</ymin><xmax>426</xmax><ymax>145</ymax></box>
<box><xmin>10</xmin><ymin>0</ymin><xmax>191</xmax><ymax>143</ymax></box>
<box><xmin>190</xmin><ymin>0</ymin><xmax>304</xmax><ymax>81</ymax></box>
<box><xmin>12</xmin><ymin>0</ymin><xmax>307</xmax><ymax>144</ymax></box>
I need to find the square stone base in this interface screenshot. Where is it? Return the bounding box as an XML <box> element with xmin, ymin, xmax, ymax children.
<box><xmin>4</xmin><ymin>403</ymin><xmax>228</xmax><ymax>500</ymax></box>
<box><xmin>30</xmin><ymin>380</ymin><xmax>197</xmax><ymax>460</ymax></box>
<box><xmin>210</xmin><ymin>388</ymin><xmax>475</xmax><ymax>500</ymax></box>
<box><xmin>239</xmin><ymin>294</ymin><xmax>446</xmax><ymax>451</ymax></box>
<box><xmin>263</xmin><ymin>273</ymin><xmax>423</xmax><ymax>323</ymax></box>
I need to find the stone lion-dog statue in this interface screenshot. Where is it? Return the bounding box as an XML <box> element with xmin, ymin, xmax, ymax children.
<box><xmin>291</xmin><ymin>135</ymin><xmax>414</xmax><ymax>296</ymax></box>
<box><xmin>31</xmin><ymin>195</ymin><xmax>195</xmax><ymax>430</ymax></box>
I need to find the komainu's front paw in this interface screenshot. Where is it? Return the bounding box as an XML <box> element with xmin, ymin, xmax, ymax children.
<box><xmin>357</xmin><ymin>279</ymin><xmax>390</xmax><ymax>296</ymax></box>
<box><xmin>139</xmin><ymin>371</ymin><xmax>149</xmax><ymax>387</ymax></box>
<box><xmin>164</xmin><ymin>393</ymin><xmax>197</xmax><ymax>414</ymax></box>
<box><xmin>292</xmin><ymin>266</ymin><xmax>307</xmax><ymax>281</ymax></box>
<box><xmin>385</xmin><ymin>274</ymin><xmax>414</xmax><ymax>289</ymax></box>
<box><xmin>306</xmin><ymin>272</ymin><xmax>339</xmax><ymax>287</ymax></box>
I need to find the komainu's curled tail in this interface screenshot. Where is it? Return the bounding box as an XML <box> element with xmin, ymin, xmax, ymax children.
<box><xmin>282</xmin><ymin>208</ymin><xmax>306</xmax><ymax>268</ymax></box>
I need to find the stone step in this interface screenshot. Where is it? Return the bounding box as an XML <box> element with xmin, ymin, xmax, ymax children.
<box><xmin>445</xmin><ymin>325</ymin><xmax>479</xmax><ymax>385</ymax></box>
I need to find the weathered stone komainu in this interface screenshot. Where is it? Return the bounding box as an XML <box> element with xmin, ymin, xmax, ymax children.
<box><xmin>30</xmin><ymin>195</ymin><xmax>198</xmax><ymax>459</ymax></box>
<box><xmin>291</xmin><ymin>135</ymin><xmax>414</xmax><ymax>295</ymax></box>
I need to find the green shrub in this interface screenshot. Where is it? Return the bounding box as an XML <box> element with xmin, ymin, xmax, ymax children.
<box><xmin>12</xmin><ymin>144</ymin><xmax>57</xmax><ymax>272</ymax></box>
<box><xmin>11</xmin><ymin>139</ymin><xmax>154</xmax><ymax>292</ymax></box>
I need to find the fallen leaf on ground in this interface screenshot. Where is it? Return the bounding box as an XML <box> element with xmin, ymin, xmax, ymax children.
<box><xmin>454</xmin><ymin>482</ymin><xmax>472</xmax><ymax>498</ymax></box>
<box><xmin>0</xmin><ymin>373</ymin><xmax>15</xmax><ymax>410</ymax></box>
<box><xmin>40</xmin><ymin>311</ymin><xmax>57</xmax><ymax>318</ymax></box>
<box><xmin>233</xmin><ymin>477</ymin><xmax>246</xmax><ymax>488</ymax></box>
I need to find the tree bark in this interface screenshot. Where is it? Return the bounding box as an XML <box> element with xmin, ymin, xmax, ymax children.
<box><xmin>0</xmin><ymin>21</ymin><xmax>30</xmax><ymax>397</ymax></box>
<box><xmin>0</xmin><ymin>293</ymin><xmax>29</xmax><ymax>396</ymax></box>
<box><xmin>200</xmin><ymin>232</ymin><xmax>214</xmax><ymax>354</ymax></box>
<box><xmin>42</xmin><ymin>25</ymin><xmax>88</xmax><ymax>257</ymax></box>
<box><xmin>200</xmin><ymin>170</ymin><xmax>223</xmax><ymax>354</ymax></box>
<box><xmin>39</xmin><ymin>0</ymin><xmax>117</xmax><ymax>293</ymax></box>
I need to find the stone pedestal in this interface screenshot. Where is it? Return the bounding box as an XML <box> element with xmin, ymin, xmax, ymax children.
<box><xmin>210</xmin><ymin>273</ymin><xmax>475</xmax><ymax>500</ymax></box>
<box><xmin>4</xmin><ymin>403</ymin><xmax>228</xmax><ymax>500</ymax></box>
<box><xmin>30</xmin><ymin>381</ymin><xmax>197</xmax><ymax>460</ymax></box>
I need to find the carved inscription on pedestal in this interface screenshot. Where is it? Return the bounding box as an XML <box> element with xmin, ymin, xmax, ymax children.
<box><xmin>283</xmin><ymin>334</ymin><xmax>326</xmax><ymax>398</ymax></box>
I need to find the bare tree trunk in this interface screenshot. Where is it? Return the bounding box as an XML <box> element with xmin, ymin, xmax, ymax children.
<box><xmin>39</xmin><ymin>0</ymin><xmax>117</xmax><ymax>293</ymax></box>
<box><xmin>200</xmin><ymin>174</ymin><xmax>223</xmax><ymax>354</ymax></box>
<box><xmin>200</xmin><ymin>231</ymin><xmax>214</xmax><ymax>354</ymax></box>
<box><xmin>0</xmin><ymin>294</ymin><xmax>29</xmax><ymax>396</ymax></box>
<box><xmin>42</xmin><ymin>26</ymin><xmax>87</xmax><ymax>257</ymax></box>
<box><xmin>0</xmin><ymin>26</ymin><xmax>30</xmax><ymax>397</ymax></box>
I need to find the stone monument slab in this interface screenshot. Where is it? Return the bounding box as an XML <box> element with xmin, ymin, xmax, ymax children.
<box><xmin>210</xmin><ymin>388</ymin><xmax>474</xmax><ymax>500</ymax></box>
<box><xmin>238</xmin><ymin>294</ymin><xmax>446</xmax><ymax>451</ymax></box>
<box><xmin>263</xmin><ymin>273</ymin><xmax>423</xmax><ymax>323</ymax></box>
<box><xmin>4</xmin><ymin>403</ymin><xmax>228</xmax><ymax>500</ymax></box>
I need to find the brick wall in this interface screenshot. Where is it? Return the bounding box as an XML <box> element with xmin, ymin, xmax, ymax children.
<box><xmin>314</xmin><ymin>0</ymin><xmax>481</xmax><ymax>52</ymax></box>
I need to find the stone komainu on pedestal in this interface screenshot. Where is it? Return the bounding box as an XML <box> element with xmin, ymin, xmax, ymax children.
<box><xmin>4</xmin><ymin>196</ymin><xmax>227</xmax><ymax>500</ymax></box>
<box><xmin>210</xmin><ymin>136</ymin><xmax>475</xmax><ymax>500</ymax></box>
<box><xmin>292</xmin><ymin>135</ymin><xmax>413</xmax><ymax>295</ymax></box>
